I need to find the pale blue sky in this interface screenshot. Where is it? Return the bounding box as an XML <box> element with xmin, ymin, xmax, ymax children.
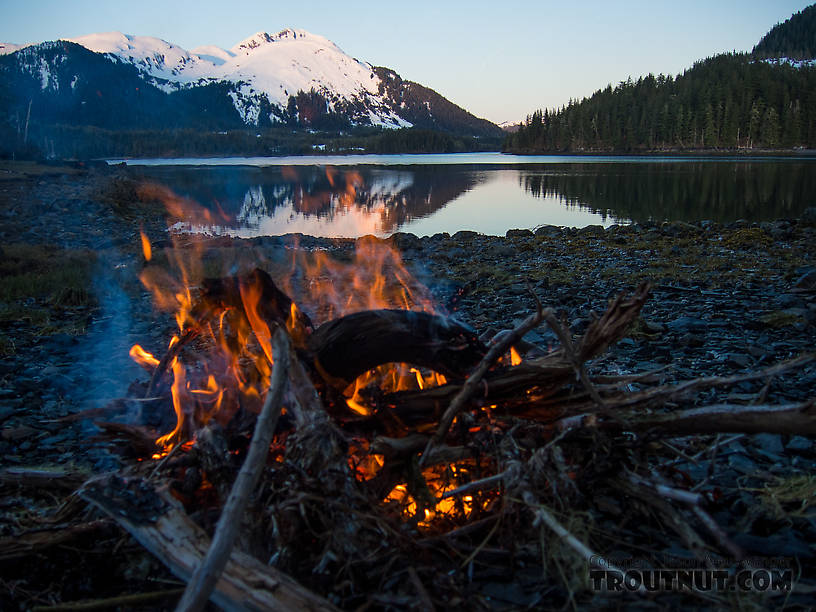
<box><xmin>0</xmin><ymin>0</ymin><xmax>812</xmax><ymax>123</ymax></box>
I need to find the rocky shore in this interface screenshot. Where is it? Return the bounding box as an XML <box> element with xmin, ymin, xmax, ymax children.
<box><xmin>1</xmin><ymin>162</ymin><xmax>815</xmax><ymax>608</ymax></box>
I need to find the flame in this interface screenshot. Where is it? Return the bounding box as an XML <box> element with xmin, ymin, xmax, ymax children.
<box><xmin>510</xmin><ymin>346</ymin><xmax>523</xmax><ymax>366</ymax></box>
<box><xmin>129</xmin><ymin>175</ymin><xmax>448</xmax><ymax>455</ymax></box>
<box><xmin>129</xmin><ymin>344</ymin><xmax>159</xmax><ymax>370</ymax></box>
<box><xmin>140</xmin><ymin>230</ymin><xmax>152</xmax><ymax>262</ymax></box>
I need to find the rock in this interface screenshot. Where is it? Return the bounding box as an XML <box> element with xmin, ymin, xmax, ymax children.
<box><xmin>724</xmin><ymin>353</ymin><xmax>751</xmax><ymax>368</ymax></box>
<box><xmin>727</xmin><ymin>453</ymin><xmax>758</xmax><ymax>475</ymax></box>
<box><xmin>451</xmin><ymin>230</ymin><xmax>479</xmax><ymax>241</ymax></box>
<box><xmin>753</xmin><ymin>433</ymin><xmax>784</xmax><ymax>455</ymax></box>
<box><xmin>506</xmin><ymin>228</ymin><xmax>534</xmax><ymax>238</ymax></box>
<box><xmin>733</xmin><ymin>533</ymin><xmax>815</xmax><ymax>559</ymax></box>
<box><xmin>794</xmin><ymin>269</ymin><xmax>816</xmax><ymax>291</ymax></box>
<box><xmin>388</xmin><ymin>232</ymin><xmax>420</xmax><ymax>250</ymax></box>
<box><xmin>641</xmin><ymin>319</ymin><xmax>665</xmax><ymax>334</ymax></box>
<box><xmin>786</xmin><ymin>436</ymin><xmax>813</xmax><ymax>452</ymax></box>
<box><xmin>800</xmin><ymin>206</ymin><xmax>816</xmax><ymax>226</ymax></box>
<box><xmin>577</xmin><ymin>225</ymin><xmax>604</xmax><ymax>236</ymax></box>
<box><xmin>534</xmin><ymin>225</ymin><xmax>561</xmax><ymax>237</ymax></box>
<box><xmin>667</xmin><ymin>316</ymin><xmax>708</xmax><ymax>333</ymax></box>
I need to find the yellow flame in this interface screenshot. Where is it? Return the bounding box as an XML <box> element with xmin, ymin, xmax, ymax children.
<box><xmin>140</xmin><ymin>230</ymin><xmax>152</xmax><ymax>262</ymax></box>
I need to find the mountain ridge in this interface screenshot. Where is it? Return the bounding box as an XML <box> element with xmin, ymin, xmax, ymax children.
<box><xmin>0</xmin><ymin>27</ymin><xmax>501</xmax><ymax>150</ymax></box>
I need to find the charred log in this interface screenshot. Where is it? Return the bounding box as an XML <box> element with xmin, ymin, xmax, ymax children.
<box><xmin>308</xmin><ymin>309</ymin><xmax>488</xmax><ymax>388</ymax></box>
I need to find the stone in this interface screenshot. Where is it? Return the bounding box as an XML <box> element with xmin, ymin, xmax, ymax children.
<box><xmin>752</xmin><ymin>433</ymin><xmax>784</xmax><ymax>455</ymax></box>
<box><xmin>506</xmin><ymin>228</ymin><xmax>534</xmax><ymax>238</ymax></box>
<box><xmin>786</xmin><ymin>436</ymin><xmax>813</xmax><ymax>452</ymax></box>
<box><xmin>534</xmin><ymin>225</ymin><xmax>561</xmax><ymax>237</ymax></box>
<box><xmin>667</xmin><ymin>316</ymin><xmax>708</xmax><ymax>333</ymax></box>
<box><xmin>794</xmin><ymin>269</ymin><xmax>816</xmax><ymax>291</ymax></box>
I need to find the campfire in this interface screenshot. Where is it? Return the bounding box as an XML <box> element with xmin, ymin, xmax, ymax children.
<box><xmin>74</xmin><ymin>177</ymin><xmax>815</xmax><ymax>610</ymax></box>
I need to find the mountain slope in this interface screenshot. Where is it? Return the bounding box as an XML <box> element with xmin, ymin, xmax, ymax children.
<box><xmin>0</xmin><ymin>28</ymin><xmax>500</xmax><ymax>139</ymax></box>
<box><xmin>752</xmin><ymin>4</ymin><xmax>816</xmax><ymax>61</ymax></box>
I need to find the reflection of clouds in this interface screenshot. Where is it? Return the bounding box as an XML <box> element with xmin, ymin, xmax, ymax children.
<box><xmin>231</xmin><ymin>172</ymin><xmax>421</xmax><ymax>236</ymax></box>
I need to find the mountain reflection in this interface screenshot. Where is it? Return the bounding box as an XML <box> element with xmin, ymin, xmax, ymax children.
<box><xmin>139</xmin><ymin>165</ymin><xmax>483</xmax><ymax>237</ymax></box>
<box><xmin>520</xmin><ymin>161</ymin><xmax>816</xmax><ymax>223</ymax></box>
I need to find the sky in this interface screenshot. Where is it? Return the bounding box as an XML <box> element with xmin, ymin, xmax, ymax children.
<box><xmin>0</xmin><ymin>0</ymin><xmax>813</xmax><ymax>124</ymax></box>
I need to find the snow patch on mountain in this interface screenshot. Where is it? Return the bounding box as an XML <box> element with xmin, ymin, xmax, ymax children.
<box><xmin>0</xmin><ymin>42</ymin><xmax>28</xmax><ymax>55</ymax></box>
<box><xmin>762</xmin><ymin>57</ymin><xmax>816</xmax><ymax>68</ymax></box>
<box><xmin>62</xmin><ymin>28</ymin><xmax>413</xmax><ymax>128</ymax></box>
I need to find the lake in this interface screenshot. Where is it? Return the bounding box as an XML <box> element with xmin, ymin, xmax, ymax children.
<box><xmin>114</xmin><ymin>153</ymin><xmax>816</xmax><ymax>237</ymax></box>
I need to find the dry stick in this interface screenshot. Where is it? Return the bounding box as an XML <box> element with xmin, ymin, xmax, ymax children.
<box><xmin>629</xmin><ymin>473</ymin><xmax>744</xmax><ymax>560</ymax></box>
<box><xmin>30</xmin><ymin>589</ymin><xmax>185</xmax><ymax>612</ymax></box>
<box><xmin>175</xmin><ymin>328</ymin><xmax>291</xmax><ymax>612</ymax></box>
<box><xmin>518</xmin><ymin>490</ymin><xmax>647</xmax><ymax>596</ymax></box>
<box><xmin>419</xmin><ymin>303</ymin><xmax>546</xmax><ymax>468</ymax></box>
<box><xmin>541</xmin><ymin>310</ymin><xmax>606</xmax><ymax>408</ymax></box>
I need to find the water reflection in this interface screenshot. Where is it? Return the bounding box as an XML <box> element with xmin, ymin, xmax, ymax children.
<box><xmin>133</xmin><ymin>158</ymin><xmax>816</xmax><ymax>237</ymax></box>
<box><xmin>520</xmin><ymin>161</ymin><xmax>816</xmax><ymax>223</ymax></box>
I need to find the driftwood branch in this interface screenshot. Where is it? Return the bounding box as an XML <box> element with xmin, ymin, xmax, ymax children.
<box><xmin>81</xmin><ymin>475</ymin><xmax>336</xmax><ymax>612</ymax></box>
<box><xmin>177</xmin><ymin>327</ymin><xmax>291</xmax><ymax>612</ymax></box>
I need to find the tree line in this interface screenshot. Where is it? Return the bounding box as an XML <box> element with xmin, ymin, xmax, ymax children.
<box><xmin>504</xmin><ymin>53</ymin><xmax>816</xmax><ymax>153</ymax></box>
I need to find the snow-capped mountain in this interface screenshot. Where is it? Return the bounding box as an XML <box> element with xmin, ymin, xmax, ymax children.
<box><xmin>0</xmin><ymin>28</ymin><xmax>500</xmax><ymax>135</ymax></box>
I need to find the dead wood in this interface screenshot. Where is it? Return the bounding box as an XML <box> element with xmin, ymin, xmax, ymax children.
<box><xmin>419</xmin><ymin>303</ymin><xmax>546</xmax><ymax>467</ymax></box>
<box><xmin>200</xmin><ymin>268</ymin><xmax>313</xmax><ymax>341</ymax></box>
<box><xmin>30</xmin><ymin>589</ymin><xmax>186</xmax><ymax>612</ymax></box>
<box><xmin>80</xmin><ymin>475</ymin><xmax>337</xmax><ymax>612</ymax></box>
<box><xmin>0</xmin><ymin>519</ymin><xmax>112</xmax><ymax>562</ymax></box>
<box><xmin>177</xmin><ymin>327</ymin><xmax>291</xmax><ymax>612</ymax></box>
<box><xmin>0</xmin><ymin>467</ymin><xmax>88</xmax><ymax>492</ymax></box>
<box><xmin>622</xmin><ymin>399</ymin><xmax>816</xmax><ymax>436</ymax></box>
<box><xmin>308</xmin><ymin>309</ymin><xmax>487</xmax><ymax>388</ymax></box>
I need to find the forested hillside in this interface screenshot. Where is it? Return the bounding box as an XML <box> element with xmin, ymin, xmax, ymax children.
<box><xmin>505</xmin><ymin>5</ymin><xmax>816</xmax><ymax>153</ymax></box>
<box><xmin>753</xmin><ymin>4</ymin><xmax>816</xmax><ymax>60</ymax></box>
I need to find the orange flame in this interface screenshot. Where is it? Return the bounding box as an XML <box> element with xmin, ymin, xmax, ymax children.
<box><xmin>140</xmin><ymin>230</ymin><xmax>152</xmax><ymax>262</ymax></box>
<box><xmin>129</xmin><ymin>344</ymin><xmax>159</xmax><ymax>370</ymax></box>
<box><xmin>129</xmin><ymin>175</ymin><xmax>449</xmax><ymax>453</ymax></box>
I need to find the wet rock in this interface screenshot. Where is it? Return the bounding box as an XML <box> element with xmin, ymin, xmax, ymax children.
<box><xmin>506</xmin><ymin>228</ymin><xmax>534</xmax><ymax>238</ymax></box>
<box><xmin>534</xmin><ymin>225</ymin><xmax>561</xmax><ymax>237</ymax></box>
<box><xmin>752</xmin><ymin>433</ymin><xmax>784</xmax><ymax>455</ymax></box>
<box><xmin>667</xmin><ymin>316</ymin><xmax>708</xmax><ymax>333</ymax></box>
<box><xmin>451</xmin><ymin>230</ymin><xmax>479</xmax><ymax>241</ymax></box>
<box><xmin>786</xmin><ymin>436</ymin><xmax>813</xmax><ymax>452</ymax></box>
<box><xmin>728</xmin><ymin>453</ymin><xmax>758</xmax><ymax>475</ymax></box>
<box><xmin>388</xmin><ymin>232</ymin><xmax>420</xmax><ymax>251</ymax></box>
<box><xmin>794</xmin><ymin>269</ymin><xmax>816</xmax><ymax>291</ymax></box>
<box><xmin>724</xmin><ymin>353</ymin><xmax>751</xmax><ymax>368</ymax></box>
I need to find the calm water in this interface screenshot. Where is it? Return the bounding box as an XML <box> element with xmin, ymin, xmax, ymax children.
<box><xmin>115</xmin><ymin>154</ymin><xmax>816</xmax><ymax>237</ymax></box>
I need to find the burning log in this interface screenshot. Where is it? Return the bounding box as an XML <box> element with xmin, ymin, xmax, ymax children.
<box><xmin>308</xmin><ymin>309</ymin><xmax>487</xmax><ymax>388</ymax></box>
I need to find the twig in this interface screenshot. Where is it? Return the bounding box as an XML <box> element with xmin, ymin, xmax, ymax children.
<box><xmin>419</xmin><ymin>302</ymin><xmax>546</xmax><ymax>468</ymax></box>
<box><xmin>30</xmin><ymin>588</ymin><xmax>185</xmax><ymax>611</ymax></box>
<box><xmin>628</xmin><ymin>473</ymin><xmax>743</xmax><ymax>560</ymax></box>
<box><xmin>541</xmin><ymin>310</ymin><xmax>605</xmax><ymax>408</ymax></box>
<box><xmin>440</xmin><ymin>471</ymin><xmax>507</xmax><ymax>499</ymax></box>
<box><xmin>407</xmin><ymin>567</ymin><xmax>435</xmax><ymax>612</ymax></box>
<box><xmin>176</xmin><ymin>327</ymin><xmax>291</xmax><ymax>612</ymax></box>
<box><xmin>519</xmin><ymin>491</ymin><xmax>646</xmax><ymax>595</ymax></box>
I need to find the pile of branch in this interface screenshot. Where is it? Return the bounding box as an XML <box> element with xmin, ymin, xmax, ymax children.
<box><xmin>20</xmin><ymin>270</ymin><xmax>814</xmax><ymax>609</ymax></box>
